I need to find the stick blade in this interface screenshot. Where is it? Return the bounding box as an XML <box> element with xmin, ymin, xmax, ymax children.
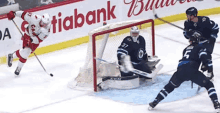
<box><xmin>154</xmin><ymin>14</ymin><xmax>159</xmax><ymax>19</ymax></box>
<box><xmin>152</xmin><ymin>6</ymin><xmax>158</xmax><ymax>19</ymax></box>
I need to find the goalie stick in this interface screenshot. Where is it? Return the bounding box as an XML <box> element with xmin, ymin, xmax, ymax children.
<box><xmin>95</xmin><ymin>58</ymin><xmax>163</xmax><ymax>79</ymax></box>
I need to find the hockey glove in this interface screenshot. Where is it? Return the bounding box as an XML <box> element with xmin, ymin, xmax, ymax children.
<box><xmin>201</xmin><ymin>63</ymin><xmax>208</xmax><ymax>72</ymax></box>
<box><xmin>7</xmin><ymin>11</ymin><xmax>15</xmax><ymax>20</ymax></box>
<box><xmin>192</xmin><ymin>30</ymin><xmax>203</xmax><ymax>38</ymax></box>
<box><xmin>186</xmin><ymin>30</ymin><xmax>203</xmax><ymax>39</ymax></box>
<box><xmin>22</xmin><ymin>34</ymin><xmax>33</xmax><ymax>49</ymax></box>
<box><xmin>207</xmin><ymin>72</ymin><xmax>214</xmax><ymax>80</ymax></box>
<box><xmin>201</xmin><ymin>60</ymin><xmax>213</xmax><ymax>72</ymax></box>
<box><xmin>210</xmin><ymin>34</ymin><xmax>217</xmax><ymax>39</ymax></box>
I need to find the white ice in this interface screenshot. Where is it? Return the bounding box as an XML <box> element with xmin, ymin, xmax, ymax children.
<box><xmin>0</xmin><ymin>14</ymin><xmax>220</xmax><ymax>113</ymax></box>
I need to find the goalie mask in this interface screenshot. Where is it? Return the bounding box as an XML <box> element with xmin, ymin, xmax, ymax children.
<box><xmin>40</xmin><ymin>13</ymin><xmax>50</xmax><ymax>28</ymax></box>
<box><xmin>130</xmin><ymin>26</ymin><xmax>140</xmax><ymax>42</ymax></box>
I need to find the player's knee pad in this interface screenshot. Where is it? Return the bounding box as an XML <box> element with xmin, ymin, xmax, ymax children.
<box><xmin>19</xmin><ymin>48</ymin><xmax>32</xmax><ymax>58</ymax></box>
<box><xmin>15</xmin><ymin>48</ymin><xmax>31</xmax><ymax>63</ymax></box>
<box><xmin>164</xmin><ymin>82</ymin><xmax>177</xmax><ymax>93</ymax></box>
<box><xmin>204</xmin><ymin>80</ymin><xmax>214</xmax><ymax>90</ymax></box>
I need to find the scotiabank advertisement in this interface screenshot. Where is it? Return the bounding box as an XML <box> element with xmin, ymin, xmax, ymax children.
<box><xmin>0</xmin><ymin>0</ymin><xmax>220</xmax><ymax>57</ymax></box>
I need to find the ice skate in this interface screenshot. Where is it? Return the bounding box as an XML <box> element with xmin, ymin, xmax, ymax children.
<box><xmin>14</xmin><ymin>67</ymin><xmax>21</xmax><ymax>76</ymax></box>
<box><xmin>213</xmin><ymin>101</ymin><xmax>220</xmax><ymax>113</ymax></box>
<box><xmin>148</xmin><ymin>100</ymin><xmax>159</xmax><ymax>110</ymax></box>
<box><xmin>7</xmin><ymin>53</ymin><xmax>13</xmax><ymax>67</ymax></box>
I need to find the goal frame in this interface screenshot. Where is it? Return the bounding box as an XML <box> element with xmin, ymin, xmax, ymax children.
<box><xmin>92</xmin><ymin>19</ymin><xmax>155</xmax><ymax>92</ymax></box>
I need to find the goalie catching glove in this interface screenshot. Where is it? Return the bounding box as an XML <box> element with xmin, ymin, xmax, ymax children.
<box><xmin>119</xmin><ymin>55</ymin><xmax>134</xmax><ymax>73</ymax></box>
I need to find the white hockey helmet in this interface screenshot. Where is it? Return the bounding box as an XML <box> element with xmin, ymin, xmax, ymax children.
<box><xmin>130</xmin><ymin>26</ymin><xmax>140</xmax><ymax>42</ymax></box>
<box><xmin>40</xmin><ymin>13</ymin><xmax>50</xmax><ymax>27</ymax></box>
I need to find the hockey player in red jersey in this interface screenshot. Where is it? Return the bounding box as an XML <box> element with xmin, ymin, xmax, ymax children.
<box><xmin>6</xmin><ymin>11</ymin><xmax>51</xmax><ymax>76</ymax></box>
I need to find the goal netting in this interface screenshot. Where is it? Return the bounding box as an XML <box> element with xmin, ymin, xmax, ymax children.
<box><xmin>68</xmin><ymin>19</ymin><xmax>155</xmax><ymax>91</ymax></box>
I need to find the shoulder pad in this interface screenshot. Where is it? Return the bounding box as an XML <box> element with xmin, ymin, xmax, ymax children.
<box><xmin>186</xmin><ymin>45</ymin><xmax>194</xmax><ymax>50</ymax></box>
<box><xmin>127</xmin><ymin>37</ymin><xmax>132</xmax><ymax>42</ymax></box>
<box><xmin>138</xmin><ymin>35</ymin><xmax>145</xmax><ymax>41</ymax></box>
<box><xmin>201</xmin><ymin>16</ymin><xmax>210</xmax><ymax>22</ymax></box>
<box><xmin>139</xmin><ymin>35</ymin><xmax>144</xmax><ymax>38</ymax></box>
<box><xmin>124</xmin><ymin>36</ymin><xmax>132</xmax><ymax>41</ymax></box>
<box><xmin>31</xmin><ymin>14</ymin><xmax>41</xmax><ymax>22</ymax></box>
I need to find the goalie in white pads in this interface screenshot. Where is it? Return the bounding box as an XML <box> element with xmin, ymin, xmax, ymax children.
<box><xmin>6</xmin><ymin>11</ymin><xmax>51</xmax><ymax>76</ymax></box>
<box><xmin>97</xmin><ymin>26</ymin><xmax>163</xmax><ymax>90</ymax></box>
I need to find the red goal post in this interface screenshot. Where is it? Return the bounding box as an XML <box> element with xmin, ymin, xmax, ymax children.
<box><xmin>92</xmin><ymin>19</ymin><xmax>155</xmax><ymax>91</ymax></box>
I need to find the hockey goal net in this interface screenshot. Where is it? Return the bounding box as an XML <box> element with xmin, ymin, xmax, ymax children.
<box><xmin>68</xmin><ymin>19</ymin><xmax>155</xmax><ymax>91</ymax></box>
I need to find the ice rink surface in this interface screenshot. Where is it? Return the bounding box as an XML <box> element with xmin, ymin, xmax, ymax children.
<box><xmin>1</xmin><ymin>14</ymin><xmax>220</xmax><ymax>113</ymax></box>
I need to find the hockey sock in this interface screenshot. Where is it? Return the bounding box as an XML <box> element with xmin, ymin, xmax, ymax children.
<box><xmin>16</xmin><ymin>50</ymin><xmax>27</xmax><ymax>64</ymax></box>
<box><xmin>13</xmin><ymin>50</ymin><xmax>19</xmax><ymax>59</ymax></box>
<box><xmin>204</xmin><ymin>81</ymin><xmax>218</xmax><ymax>102</ymax></box>
<box><xmin>154</xmin><ymin>88</ymin><xmax>169</xmax><ymax>103</ymax></box>
<box><xmin>154</xmin><ymin>82</ymin><xmax>175</xmax><ymax>102</ymax></box>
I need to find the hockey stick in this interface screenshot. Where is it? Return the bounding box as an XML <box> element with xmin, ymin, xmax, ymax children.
<box><xmin>33</xmin><ymin>53</ymin><xmax>53</xmax><ymax>77</ymax></box>
<box><xmin>11</xmin><ymin>19</ymin><xmax>53</xmax><ymax>77</ymax></box>
<box><xmin>95</xmin><ymin>58</ymin><xmax>163</xmax><ymax>78</ymax></box>
<box><xmin>196</xmin><ymin>70</ymin><xmax>204</xmax><ymax>94</ymax></box>
<box><xmin>152</xmin><ymin>7</ymin><xmax>185</xmax><ymax>31</ymax></box>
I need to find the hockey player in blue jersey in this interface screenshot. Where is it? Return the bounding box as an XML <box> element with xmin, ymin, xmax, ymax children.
<box><xmin>148</xmin><ymin>34</ymin><xmax>220</xmax><ymax>113</ymax></box>
<box><xmin>117</xmin><ymin>26</ymin><xmax>156</xmax><ymax>78</ymax></box>
<box><xmin>183</xmin><ymin>7</ymin><xmax>219</xmax><ymax>77</ymax></box>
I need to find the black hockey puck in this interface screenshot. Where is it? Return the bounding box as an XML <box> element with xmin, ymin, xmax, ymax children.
<box><xmin>50</xmin><ymin>73</ymin><xmax>53</xmax><ymax>77</ymax></box>
<box><xmin>103</xmin><ymin>21</ymin><xmax>107</xmax><ymax>26</ymax></box>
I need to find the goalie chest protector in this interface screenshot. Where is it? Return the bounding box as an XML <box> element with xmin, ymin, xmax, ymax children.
<box><xmin>118</xmin><ymin>35</ymin><xmax>146</xmax><ymax>63</ymax></box>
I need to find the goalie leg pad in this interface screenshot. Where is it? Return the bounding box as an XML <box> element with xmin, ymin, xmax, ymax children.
<box><xmin>98</xmin><ymin>75</ymin><xmax>139</xmax><ymax>90</ymax></box>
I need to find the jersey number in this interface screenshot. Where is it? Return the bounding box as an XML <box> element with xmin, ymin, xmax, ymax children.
<box><xmin>184</xmin><ymin>50</ymin><xmax>191</xmax><ymax>59</ymax></box>
<box><xmin>28</xmin><ymin>13</ymin><xmax>32</xmax><ymax>17</ymax></box>
<box><xmin>31</xmin><ymin>25</ymin><xmax>37</xmax><ymax>36</ymax></box>
<box><xmin>121</xmin><ymin>43</ymin><xmax>128</xmax><ymax>48</ymax></box>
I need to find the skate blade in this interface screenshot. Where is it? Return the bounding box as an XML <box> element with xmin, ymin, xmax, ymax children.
<box><xmin>148</xmin><ymin>106</ymin><xmax>153</xmax><ymax>111</ymax></box>
<box><xmin>216</xmin><ymin>108</ymin><xmax>220</xmax><ymax>113</ymax></box>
